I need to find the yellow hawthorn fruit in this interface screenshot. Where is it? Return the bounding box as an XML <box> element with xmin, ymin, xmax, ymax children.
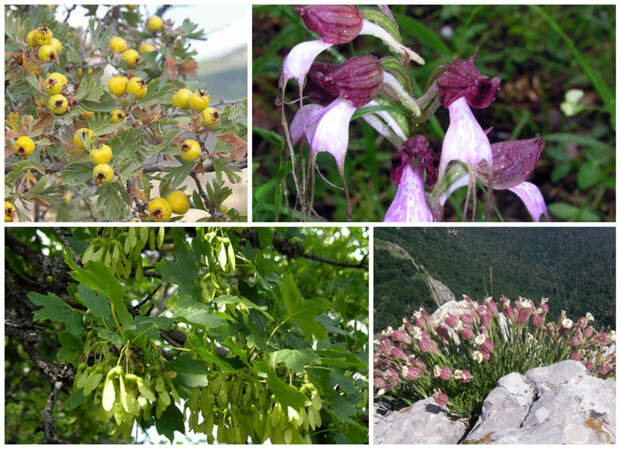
<box><xmin>202</xmin><ymin>107</ymin><xmax>221</xmax><ymax>126</ymax></box>
<box><xmin>188</xmin><ymin>90</ymin><xmax>210</xmax><ymax>112</ymax></box>
<box><xmin>109</xmin><ymin>36</ymin><xmax>128</xmax><ymax>53</ymax></box>
<box><xmin>122</xmin><ymin>49</ymin><xmax>140</xmax><ymax>66</ymax></box>
<box><xmin>37</xmin><ymin>44</ymin><xmax>57</xmax><ymax>62</ymax></box>
<box><xmin>180</xmin><ymin>139</ymin><xmax>201</xmax><ymax>162</ymax></box>
<box><xmin>138</xmin><ymin>42</ymin><xmax>156</xmax><ymax>54</ymax></box>
<box><xmin>110</xmin><ymin>109</ymin><xmax>126</xmax><ymax>123</ymax></box>
<box><xmin>127</xmin><ymin>77</ymin><xmax>147</xmax><ymax>99</ymax></box>
<box><xmin>73</xmin><ymin>128</ymin><xmax>94</xmax><ymax>149</ymax></box>
<box><xmin>219</xmin><ymin>205</ymin><xmax>229</xmax><ymax>213</ymax></box>
<box><xmin>48</xmin><ymin>94</ymin><xmax>68</xmax><ymax>114</ymax></box>
<box><xmin>167</xmin><ymin>191</ymin><xmax>189</xmax><ymax>215</ymax></box>
<box><xmin>64</xmin><ymin>192</ymin><xmax>73</xmax><ymax>203</ymax></box>
<box><xmin>44</xmin><ymin>72</ymin><xmax>66</xmax><ymax>94</ymax></box>
<box><xmin>51</xmin><ymin>38</ymin><xmax>62</xmax><ymax>53</ymax></box>
<box><xmin>146</xmin><ymin>16</ymin><xmax>163</xmax><ymax>32</ymax></box>
<box><xmin>34</xmin><ymin>25</ymin><xmax>53</xmax><ymax>45</ymax></box>
<box><xmin>148</xmin><ymin>198</ymin><xmax>172</xmax><ymax>221</ymax></box>
<box><xmin>90</xmin><ymin>144</ymin><xmax>113</xmax><ymax>164</ymax></box>
<box><xmin>14</xmin><ymin>136</ymin><xmax>35</xmax><ymax>157</ymax></box>
<box><xmin>5</xmin><ymin>201</ymin><xmax>16</xmax><ymax>222</ymax></box>
<box><xmin>80</xmin><ymin>110</ymin><xmax>95</xmax><ymax>120</ymax></box>
<box><xmin>38</xmin><ymin>98</ymin><xmax>46</xmax><ymax>107</ymax></box>
<box><xmin>171</xmin><ymin>88</ymin><xmax>192</xmax><ymax>109</ymax></box>
<box><xmin>26</xmin><ymin>30</ymin><xmax>37</xmax><ymax>47</ymax></box>
<box><xmin>93</xmin><ymin>163</ymin><xmax>114</xmax><ymax>185</ymax></box>
<box><xmin>108</xmin><ymin>75</ymin><xmax>128</xmax><ymax>96</ymax></box>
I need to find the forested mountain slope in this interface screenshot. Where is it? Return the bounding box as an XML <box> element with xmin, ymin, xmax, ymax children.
<box><xmin>374</xmin><ymin>228</ymin><xmax>615</xmax><ymax>330</ymax></box>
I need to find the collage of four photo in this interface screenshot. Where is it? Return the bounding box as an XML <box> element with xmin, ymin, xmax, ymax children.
<box><xmin>3</xmin><ymin>2</ymin><xmax>616</xmax><ymax>445</ymax></box>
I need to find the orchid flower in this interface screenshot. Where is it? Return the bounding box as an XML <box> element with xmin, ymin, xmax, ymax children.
<box><xmin>440</xmin><ymin>136</ymin><xmax>549</xmax><ymax>221</ymax></box>
<box><xmin>434</xmin><ymin>53</ymin><xmax>501</xmax><ymax>220</ymax></box>
<box><xmin>289</xmin><ymin>54</ymin><xmax>384</xmax><ymax>220</ymax></box>
<box><xmin>281</xmin><ymin>5</ymin><xmax>424</xmax><ymax>90</ymax></box>
<box><xmin>383</xmin><ymin>136</ymin><xmax>436</xmax><ymax>222</ymax></box>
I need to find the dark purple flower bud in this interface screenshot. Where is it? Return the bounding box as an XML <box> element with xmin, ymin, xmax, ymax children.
<box><xmin>478</xmin><ymin>136</ymin><xmax>546</xmax><ymax>189</ymax></box>
<box><xmin>295</xmin><ymin>5</ymin><xmax>363</xmax><ymax>45</ymax></box>
<box><xmin>584</xmin><ymin>361</ymin><xmax>593</xmax><ymax>371</ymax></box>
<box><xmin>307</xmin><ymin>61</ymin><xmax>339</xmax><ymax>100</ymax></box>
<box><xmin>322</xmin><ymin>54</ymin><xmax>383</xmax><ymax>107</ymax></box>
<box><xmin>391</xmin><ymin>135</ymin><xmax>437</xmax><ymax>187</ymax></box>
<box><xmin>437</xmin><ymin>52</ymin><xmax>501</xmax><ymax>109</ymax></box>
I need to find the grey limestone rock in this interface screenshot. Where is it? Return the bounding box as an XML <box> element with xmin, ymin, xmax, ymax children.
<box><xmin>463</xmin><ymin>360</ymin><xmax>615</xmax><ymax>444</ymax></box>
<box><xmin>374</xmin><ymin>397</ymin><xmax>468</xmax><ymax>444</ymax></box>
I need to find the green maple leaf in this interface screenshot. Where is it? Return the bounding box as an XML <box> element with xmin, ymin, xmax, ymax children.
<box><xmin>278</xmin><ymin>274</ymin><xmax>330</xmax><ymax>342</ymax></box>
<box><xmin>28</xmin><ymin>292</ymin><xmax>83</xmax><ymax>334</ymax></box>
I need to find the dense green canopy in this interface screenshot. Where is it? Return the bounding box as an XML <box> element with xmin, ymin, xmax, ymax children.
<box><xmin>6</xmin><ymin>227</ymin><xmax>369</xmax><ymax>444</ymax></box>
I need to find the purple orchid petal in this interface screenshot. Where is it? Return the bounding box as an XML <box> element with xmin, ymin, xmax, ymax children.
<box><xmin>295</xmin><ymin>5</ymin><xmax>363</xmax><ymax>44</ymax></box>
<box><xmin>384</xmin><ymin>163</ymin><xmax>434</xmax><ymax>222</ymax></box>
<box><xmin>290</xmin><ymin>104</ymin><xmax>324</xmax><ymax>145</ymax></box>
<box><xmin>309</xmin><ymin>97</ymin><xmax>359</xmax><ymax>172</ymax></box>
<box><xmin>281</xmin><ymin>40</ymin><xmax>333</xmax><ymax>86</ymax></box>
<box><xmin>439</xmin><ymin>97</ymin><xmax>492</xmax><ymax>175</ymax></box>
<box><xmin>508</xmin><ymin>182</ymin><xmax>548</xmax><ymax>222</ymax></box>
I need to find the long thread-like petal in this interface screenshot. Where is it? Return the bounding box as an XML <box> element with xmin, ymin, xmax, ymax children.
<box><xmin>384</xmin><ymin>163</ymin><xmax>434</xmax><ymax>222</ymax></box>
<box><xmin>508</xmin><ymin>182</ymin><xmax>548</xmax><ymax>222</ymax></box>
<box><xmin>309</xmin><ymin>97</ymin><xmax>359</xmax><ymax>172</ymax></box>
<box><xmin>281</xmin><ymin>40</ymin><xmax>333</xmax><ymax>86</ymax></box>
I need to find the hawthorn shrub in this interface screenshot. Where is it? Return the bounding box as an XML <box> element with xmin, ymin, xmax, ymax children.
<box><xmin>6</xmin><ymin>227</ymin><xmax>369</xmax><ymax>443</ymax></box>
<box><xmin>5</xmin><ymin>5</ymin><xmax>247</xmax><ymax>222</ymax></box>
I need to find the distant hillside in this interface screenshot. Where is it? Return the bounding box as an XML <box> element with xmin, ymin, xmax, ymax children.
<box><xmin>197</xmin><ymin>45</ymin><xmax>247</xmax><ymax>102</ymax></box>
<box><xmin>374</xmin><ymin>228</ymin><xmax>615</xmax><ymax>330</ymax></box>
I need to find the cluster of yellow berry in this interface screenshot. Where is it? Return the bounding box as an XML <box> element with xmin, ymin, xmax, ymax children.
<box><xmin>26</xmin><ymin>24</ymin><xmax>62</xmax><ymax>62</ymax></box>
<box><xmin>172</xmin><ymin>87</ymin><xmax>221</xmax><ymax>126</ymax></box>
<box><xmin>5</xmin><ymin>201</ymin><xmax>16</xmax><ymax>222</ymax></box>
<box><xmin>147</xmin><ymin>191</ymin><xmax>190</xmax><ymax>221</ymax></box>
<box><xmin>108</xmin><ymin>74</ymin><xmax>148</xmax><ymax>99</ymax></box>
<box><xmin>68</xmin><ymin>128</ymin><xmax>114</xmax><ymax>185</ymax></box>
<box><xmin>45</xmin><ymin>72</ymin><xmax>71</xmax><ymax>114</ymax></box>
